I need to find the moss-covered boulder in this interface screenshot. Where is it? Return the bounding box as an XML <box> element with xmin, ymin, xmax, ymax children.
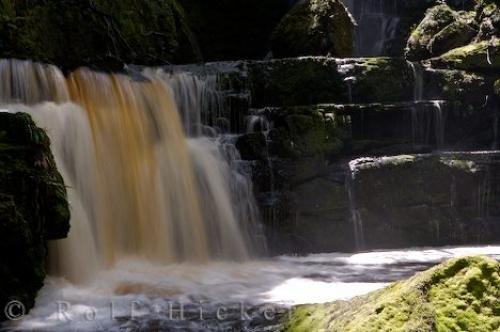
<box><xmin>430</xmin><ymin>39</ymin><xmax>500</xmax><ymax>71</ymax></box>
<box><xmin>285</xmin><ymin>255</ymin><xmax>500</xmax><ymax>331</ymax></box>
<box><xmin>0</xmin><ymin>0</ymin><xmax>201</xmax><ymax>71</ymax></box>
<box><xmin>0</xmin><ymin>112</ymin><xmax>70</xmax><ymax>321</ymax></box>
<box><xmin>427</xmin><ymin>14</ymin><xmax>478</xmax><ymax>56</ymax></box>
<box><xmin>270</xmin><ymin>0</ymin><xmax>354</xmax><ymax>58</ymax></box>
<box><xmin>405</xmin><ymin>4</ymin><xmax>467</xmax><ymax>60</ymax></box>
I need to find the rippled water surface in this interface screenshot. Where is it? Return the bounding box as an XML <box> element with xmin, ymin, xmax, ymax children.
<box><xmin>6</xmin><ymin>246</ymin><xmax>500</xmax><ymax>331</ymax></box>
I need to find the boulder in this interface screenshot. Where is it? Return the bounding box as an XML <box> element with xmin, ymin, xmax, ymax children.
<box><xmin>406</xmin><ymin>4</ymin><xmax>458</xmax><ymax>60</ymax></box>
<box><xmin>270</xmin><ymin>0</ymin><xmax>354</xmax><ymax>58</ymax></box>
<box><xmin>0</xmin><ymin>112</ymin><xmax>70</xmax><ymax>321</ymax></box>
<box><xmin>430</xmin><ymin>38</ymin><xmax>500</xmax><ymax>71</ymax></box>
<box><xmin>284</xmin><ymin>256</ymin><xmax>500</xmax><ymax>332</ymax></box>
<box><xmin>428</xmin><ymin>15</ymin><xmax>478</xmax><ymax>56</ymax></box>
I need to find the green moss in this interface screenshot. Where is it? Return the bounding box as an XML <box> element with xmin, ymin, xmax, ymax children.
<box><xmin>432</xmin><ymin>40</ymin><xmax>500</xmax><ymax>71</ymax></box>
<box><xmin>284</xmin><ymin>256</ymin><xmax>500</xmax><ymax>332</ymax></box>
<box><xmin>268</xmin><ymin>108</ymin><xmax>345</xmax><ymax>160</ymax></box>
<box><xmin>406</xmin><ymin>4</ymin><xmax>457</xmax><ymax>60</ymax></box>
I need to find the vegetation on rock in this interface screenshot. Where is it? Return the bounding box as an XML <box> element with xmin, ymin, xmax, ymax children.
<box><xmin>406</xmin><ymin>4</ymin><xmax>468</xmax><ymax>60</ymax></box>
<box><xmin>0</xmin><ymin>0</ymin><xmax>201</xmax><ymax>70</ymax></box>
<box><xmin>406</xmin><ymin>0</ymin><xmax>499</xmax><ymax>66</ymax></box>
<box><xmin>284</xmin><ymin>256</ymin><xmax>500</xmax><ymax>331</ymax></box>
<box><xmin>430</xmin><ymin>38</ymin><xmax>500</xmax><ymax>71</ymax></box>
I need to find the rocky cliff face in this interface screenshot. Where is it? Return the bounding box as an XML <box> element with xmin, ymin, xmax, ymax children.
<box><xmin>0</xmin><ymin>112</ymin><xmax>70</xmax><ymax>321</ymax></box>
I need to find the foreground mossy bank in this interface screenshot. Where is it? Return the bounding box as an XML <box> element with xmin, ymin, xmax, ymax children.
<box><xmin>0</xmin><ymin>112</ymin><xmax>70</xmax><ymax>321</ymax></box>
<box><xmin>284</xmin><ymin>256</ymin><xmax>500</xmax><ymax>331</ymax></box>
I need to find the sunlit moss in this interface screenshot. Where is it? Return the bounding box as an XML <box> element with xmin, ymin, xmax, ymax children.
<box><xmin>284</xmin><ymin>256</ymin><xmax>500</xmax><ymax>332</ymax></box>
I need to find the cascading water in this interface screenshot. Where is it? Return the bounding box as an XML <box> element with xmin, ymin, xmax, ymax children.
<box><xmin>344</xmin><ymin>0</ymin><xmax>401</xmax><ymax>56</ymax></box>
<box><xmin>0</xmin><ymin>59</ymin><xmax>258</xmax><ymax>283</ymax></box>
<box><xmin>346</xmin><ymin>161</ymin><xmax>365</xmax><ymax>250</ymax></box>
<box><xmin>408</xmin><ymin>61</ymin><xmax>447</xmax><ymax>149</ymax></box>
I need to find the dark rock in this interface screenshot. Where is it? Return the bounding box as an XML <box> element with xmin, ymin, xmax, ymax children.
<box><xmin>0</xmin><ymin>0</ymin><xmax>202</xmax><ymax>71</ymax></box>
<box><xmin>236</xmin><ymin>133</ymin><xmax>267</xmax><ymax>160</ymax></box>
<box><xmin>349</xmin><ymin>153</ymin><xmax>500</xmax><ymax>249</ymax></box>
<box><xmin>0</xmin><ymin>112</ymin><xmax>70</xmax><ymax>321</ymax></box>
<box><xmin>248</xmin><ymin>57</ymin><xmax>345</xmax><ymax>107</ymax></box>
<box><xmin>180</xmin><ymin>0</ymin><xmax>291</xmax><ymax>61</ymax></box>
<box><xmin>270</xmin><ymin>0</ymin><xmax>354</xmax><ymax>58</ymax></box>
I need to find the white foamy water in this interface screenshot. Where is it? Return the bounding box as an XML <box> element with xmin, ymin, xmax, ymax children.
<box><xmin>6</xmin><ymin>246</ymin><xmax>500</xmax><ymax>331</ymax></box>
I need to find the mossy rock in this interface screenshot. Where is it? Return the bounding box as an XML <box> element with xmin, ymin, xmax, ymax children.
<box><xmin>284</xmin><ymin>256</ymin><xmax>500</xmax><ymax>331</ymax></box>
<box><xmin>495</xmin><ymin>79</ymin><xmax>500</xmax><ymax>95</ymax></box>
<box><xmin>0</xmin><ymin>112</ymin><xmax>70</xmax><ymax>321</ymax></box>
<box><xmin>406</xmin><ymin>4</ymin><xmax>459</xmax><ymax>60</ymax></box>
<box><xmin>428</xmin><ymin>14</ymin><xmax>478</xmax><ymax>56</ymax></box>
<box><xmin>475</xmin><ymin>0</ymin><xmax>500</xmax><ymax>41</ymax></box>
<box><xmin>248</xmin><ymin>57</ymin><xmax>346</xmax><ymax>107</ymax></box>
<box><xmin>267</xmin><ymin>108</ymin><xmax>345</xmax><ymax>160</ymax></box>
<box><xmin>270</xmin><ymin>0</ymin><xmax>354</xmax><ymax>58</ymax></box>
<box><xmin>0</xmin><ymin>0</ymin><xmax>201</xmax><ymax>71</ymax></box>
<box><xmin>430</xmin><ymin>39</ymin><xmax>500</xmax><ymax>71</ymax></box>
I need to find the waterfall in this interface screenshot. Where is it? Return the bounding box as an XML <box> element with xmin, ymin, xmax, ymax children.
<box><xmin>142</xmin><ymin>68</ymin><xmax>224</xmax><ymax>136</ymax></box>
<box><xmin>346</xmin><ymin>162</ymin><xmax>364</xmax><ymax>250</ymax></box>
<box><xmin>433</xmin><ymin>100</ymin><xmax>446</xmax><ymax>149</ymax></box>
<box><xmin>344</xmin><ymin>0</ymin><xmax>401</xmax><ymax>56</ymax></box>
<box><xmin>0</xmin><ymin>59</ymin><xmax>261</xmax><ymax>283</ymax></box>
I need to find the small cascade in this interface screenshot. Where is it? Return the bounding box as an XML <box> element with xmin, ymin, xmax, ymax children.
<box><xmin>408</xmin><ymin>61</ymin><xmax>447</xmax><ymax>149</ymax></box>
<box><xmin>409</xmin><ymin>61</ymin><xmax>424</xmax><ymax>102</ymax></box>
<box><xmin>346</xmin><ymin>162</ymin><xmax>365</xmax><ymax>251</ymax></box>
<box><xmin>246</xmin><ymin>113</ymin><xmax>270</xmax><ymax>133</ymax></box>
<box><xmin>142</xmin><ymin>68</ymin><xmax>224</xmax><ymax>136</ymax></box>
<box><xmin>343</xmin><ymin>76</ymin><xmax>356</xmax><ymax>103</ymax></box>
<box><xmin>0</xmin><ymin>59</ymin><xmax>262</xmax><ymax>283</ymax></box>
<box><xmin>485</xmin><ymin>95</ymin><xmax>500</xmax><ymax>150</ymax></box>
<box><xmin>433</xmin><ymin>100</ymin><xmax>446</xmax><ymax>149</ymax></box>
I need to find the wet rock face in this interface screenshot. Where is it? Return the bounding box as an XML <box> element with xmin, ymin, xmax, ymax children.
<box><xmin>0</xmin><ymin>112</ymin><xmax>70</xmax><ymax>321</ymax></box>
<box><xmin>0</xmin><ymin>0</ymin><xmax>201</xmax><ymax>71</ymax></box>
<box><xmin>285</xmin><ymin>256</ymin><xmax>500</xmax><ymax>331</ymax></box>
<box><xmin>349</xmin><ymin>154</ymin><xmax>500</xmax><ymax>249</ymax></box>
<box><xmin>270</xmin><ymin>0</ymin><xmax>354</xmax><ymax>58</ymax></box>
